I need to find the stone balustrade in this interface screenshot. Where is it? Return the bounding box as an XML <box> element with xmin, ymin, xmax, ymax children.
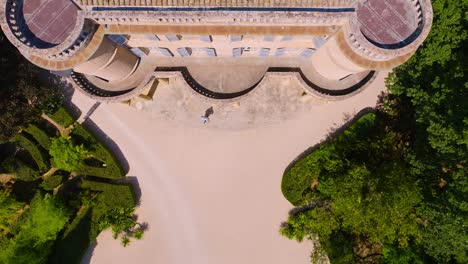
<box><xmin>79</xmin><ymin>0</ymin><xmax>356</xmax><ymax>8</ymax></box>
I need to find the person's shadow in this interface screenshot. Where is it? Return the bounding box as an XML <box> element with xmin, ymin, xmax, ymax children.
<box><xmin>204</xmin><ymin>107</ymin><xmax>214</xmax><ymax>118</ymax></box>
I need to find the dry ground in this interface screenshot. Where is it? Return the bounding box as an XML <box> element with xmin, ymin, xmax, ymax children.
<box><xmin>74</xmin><ymin>72</ymin><xmax>387</xmax><ymax>264</ymax></box>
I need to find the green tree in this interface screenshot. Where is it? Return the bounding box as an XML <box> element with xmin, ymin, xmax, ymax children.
<box><xmin>0</xmin><ymin>190</ymin><xmax>25</xmax><ymax>234</ymax></box>
<box><xmin>0</xmin><ymin>33</ymin><xmax>62</xmax><ymax>142</ymax></box>
<box><xmin>98</xmin><ymin>207</ymin><xmax>142</xmax><ymax>246</ymax></box>
<box><xmin>0</xmin><ymin>194</ymin><xmax>70</xmax><ymax>264</ymax></box>
<box><xmin>384</xmin><ymin>0</ymin><xmax>468</xmax><ymax>262</ymax></box>
<box><xmin>280</xmin><ymin>114</ymin><xmax>423</xmax><ymax>262</ymax></box>
<box><xmin>281</xmin><ymin>0</ymin><xmax>467</xmax><ymax>262</ymax></box>
<box><xmin>49</xmin><ymin>136</ymin><xmax>88</xmax><ymax>172</ymax></box>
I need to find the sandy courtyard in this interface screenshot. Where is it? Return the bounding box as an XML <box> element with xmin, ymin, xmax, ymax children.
<box><xmin>73</xmin><ymin>73</ymin><xmax>387</xmax><ymax>264</ymax></box>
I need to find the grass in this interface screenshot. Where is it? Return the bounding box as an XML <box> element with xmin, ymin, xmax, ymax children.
<box><xmin>49</xmin><ymin>107</ymin><xmax>75</xmax><ymax>127</ymax></box>
<box><xmin>72</xmin><ymin>125</ymin><xmax>125</xmax><ymax>179</ymax></box>
<box><xmin>50</xmin><ymin>207</ymin><xmax>94</xmax><ymax>264</ymax></box>
<box><xmin>80</xmin><ymin>180</ymin><xmax>136</xmax><ymax>215</ymax></box>
<box><xmin>24</xmin><ymin>125</ymin><xmax>51</xmax><ymax>150</ymax></box>
<box><xmin>49</xmin><ymin>179</ymin><xmax>137</xmax><ymax>263</ymax></box>
<box><xmin>2</xmin><ymin>106</ymin><xmax>135</xmax><ymax>264</ymax></box>
<box><xmin>10</xmin><ymin>134</ymin><xmax>49</xmax><ymax>173</ymax></box>
<box><xmin>0</xmin><ymin>156</ymin><xmax>40</xmax><ymax>181</ymax></box>
<box><xmin>47</xmin><ymin>108</ymin><xmax>124</xmax><ymax>179</ymax></box>
<box><xmin>40</xmin><ymin>174</ymin><xmax>63</xmax><ymax>191</ymax></box>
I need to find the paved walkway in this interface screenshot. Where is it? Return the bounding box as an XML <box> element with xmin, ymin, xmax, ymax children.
<box><xmin>75</xmin><ymin>72</ymin><xmax>387</xmax><ymax>264</ymax></box>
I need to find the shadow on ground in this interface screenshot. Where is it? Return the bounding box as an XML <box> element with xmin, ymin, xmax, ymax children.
<box><xmin>80</xmin><ymin>241</ymin><xmax>97</xmax><ymax>264</ymax></box>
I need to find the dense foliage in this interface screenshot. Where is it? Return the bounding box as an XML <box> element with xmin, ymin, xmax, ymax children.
<box><xmin>0</xmin><ymin>190</ymin><xmax>25</xmax><ymax>234</ymax></box>
<box><xmin>281</xmin><ymin>114</ymin><xmax>424</xmax><ymax>263</ymax></box>
<box><xmin>280</xmin><ymin>0</ymin><xmax>467</xmax><ymax>262</ymax></box>
<box><xmin>49</xmin><ymin>136</ymin><xmax>89</xmax><ymax>172</ymax></box>
<box><xmin>0</xmin><ymin>106</ymin><xmax>138</xmax><ymax>263</ymax></box>
<box><xmin>0</xmin><ymin>34</ymin><xmax>62</xmax><ymax>142</ymax></box>
<box><xmin>98</xmin><ymin>207</ymin><xmax>144</xmax><ymax>247</ymax></box>
<box><xmin>0</xmin><ymin>194</ymin><xmax>70</xmax><ymax>264</ymax></box>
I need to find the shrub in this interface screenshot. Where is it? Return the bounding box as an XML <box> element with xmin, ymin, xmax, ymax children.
<box><xmin>0</xmin><ymin>194</ymin><xmax>71</xmax><ymax>264</ymax></box>
<box><xmin>10</xmin><ymin>134</ymin><xmax>49</xmax><ymax>172</ymax></box>
<box><xmin>281</xmin><ymin>113</ymin><xmax>377</xmax><ymax>206</ymax></box>
<box><xmin>0</xmin><ymin>156</ymin><xmax>40</xmax><ymax>181</ymax></box>
<box><xmin>24</xmin><ymin>125</ymin><xmax>51</xmax><ymax>150</ymax></box>
<box><xmin>40</xmin><ymin>175</ymin><xmax>63</xmax><ymax>191</ymax></box>
<box><xmin>0</xmin><ymin>190</ymin><xmax>25</xmax><ymax>234</ymax></box>
<box><xmin>49</xmin><ymin>108</ymin><xmax>75</xmax><ymax>127</ymax></box>
<box><xmin>74</xmin><ymin>165</ymin><xmax>119</xmax><ymax>179</ymax></box>
<box><xmin>50</xmin><ymin>207</ymin><xmax>93</xmax><ymax>264</ymax></box>
<box><xmin>80</xmin><ymin>180</ymin><xmax>135</xmax><ymax>220</ymax></box>
<box><xmin>72</xmin><ymin>125</ymin><xmax>125</xmax><ymax>178</ymax></box>
<box><xmin>49</xmin><ymin>137</ymin><xmax>88</xmax><ymax>172</ymax></box>
<box><xmin>98</xmin><ymin>207</ymin><xmax>136</xmax><ymax>238</ymax></box>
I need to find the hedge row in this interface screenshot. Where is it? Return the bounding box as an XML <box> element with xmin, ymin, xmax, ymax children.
<box><xmin>74</xmin><ymin>165</ymin><xmax>114</xmax><ymax>179</ymax></box>
<box><xmin>80</xmin><ymin>180</ymin><xmax>135</xmax><ymax>220</ymax></box>
<box><xmin>40</xmin><ymin>174</ymin><xmax>63</xmax><ymax>191</ymax></box>
<box><xmin>49</xmin><ymin>107</ymin><xmax>75</xmax><ymax>127</ymax></box>
<box><xmin>47</xmin><ymin>107</ymin><xmax>124</xmax><ymax>179</ymax></box>
<box><xmin>0</xmin><ymin>156</ymin><xmax>40</xmax><ymax>181</ymax></box>
<box><xmin>51</xmin><ymin>207</ymin><xmax>93</xmax><ymax>264</ymax></box>
<box><xmin>281</xmin><ymin>113</ymin><xmax>377</xmax><ymax>206</ymax></box>
<box><xmin>72</xmin><ymin>125</ymin><xmax>125</xmax><ymax>179</ymax></box>
<box><xmin>24</xmin><ymin>125</ymin><xmax>51</xmax><ymax>150</ymax></box>
<box><xmin>10</xmin><ymin>134</ymin><xmax>49</xmax><ymax>172</ymax></box>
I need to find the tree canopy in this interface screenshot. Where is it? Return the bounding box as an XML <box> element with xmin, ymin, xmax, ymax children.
<box><xmin>0</xmin><ymin>33</ymin><xmax>62</xmax><ymax>142</ymax></box>
<box><xmin>49</xmin><ymin>137</ymin><xmax>89</xmax><ymax>172</ymax></box>
<box><xmin>280</xmin><ymin>0</ymin><xmax>467</xmax><ymax>262</ymax></box>
<box><xmin>0</xmin><ymin>194</ymin><xmax>70</xmax><ymax>264</ymax></box>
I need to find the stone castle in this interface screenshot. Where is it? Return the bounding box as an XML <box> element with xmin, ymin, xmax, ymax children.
<box><xmin>1</xmin><ymin>0</ymin><xmax>432</xmax><ymax>102</ymax></box>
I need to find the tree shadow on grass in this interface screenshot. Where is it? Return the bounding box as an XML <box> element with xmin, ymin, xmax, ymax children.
<box><xmin>80</xmin><ymin>118</ymin><xmax>130</xmax><ymax>175</ymax></box>
<box><xmin>50</xmin><ymin>208</ymin><xmax>94</xmax><ymax>264</ymax></box>
<box><xmin>41</xmin><ymin>69</ymin><xmax>82</xmax><ymax>120</ymax></box>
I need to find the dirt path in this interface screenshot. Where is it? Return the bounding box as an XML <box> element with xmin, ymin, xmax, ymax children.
<box><xmin>41</xmin><ymin>113</ymin><xmax>72</xmax><ymax>137</ymax></box>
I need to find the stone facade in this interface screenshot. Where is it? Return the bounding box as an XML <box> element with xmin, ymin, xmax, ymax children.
<box><xmin>1</xmin><ymin>0</ymin><xmax>433</xmax><ymax>101</ymax></box>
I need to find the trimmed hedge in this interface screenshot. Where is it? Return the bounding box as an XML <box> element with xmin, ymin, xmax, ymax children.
<box><xmin>74</xmin><ymin>165</ymin><xmax>115</xmax><ymax>179</ymax></box>
<box><xmin>281</xmin><ymin>113</ymin><xmax>377</xmax><ymax>206</ymax></box>
<box><xmin>24</xmin><ymin>125</ymin><xmax>51</xmax><ymax>150</ymax></box>
<box><xmin>49</xmin><ymin>107</ymin><xmax>75</xmax><ymax>127</ymax></box>
<box><xmin>72</xmin><ymin>125</ymin><xmax>124</xmax><ymax>179</ymax></box>
<box><xmin>40</xmin><ymin>174</ymin><xmax>63</xmax><ymax>191</ymax></box>
<box><xmin>81</xmin><ymin>180</ymin><xmax>134</xmax><ymax>217</ymax></box>
<box><xmin>80</xmin><ymin>180</ymin><xmax>135</xmax><ymax>212</ymax></box>
<box><xmin>0</xmin><ymin>156</ymin><xmax>40</xmax><ymax>181</ymax></box>
<box><xmin>281</xmin><ymin>151</ymin><xmax>323</xmax><ymax>206</ymax></box>
<box><xmin>10</xmin><ymin>134</ymin><xmax>49</xmax><ymax>172</ymax></box>
<box><xmin>50</xmin><ymin>207</ymin><xmax>93</xmax><ymax>264</ymax></box>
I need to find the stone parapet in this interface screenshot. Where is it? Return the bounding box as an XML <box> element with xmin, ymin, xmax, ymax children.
<box><xmin>344</xmin><ymin>0</ymin><xmax>433</xmax><ymax>63</ymax></box>
<box><xmin>78</xmin><ymin>0</ymin><xmax>356</xmax><ymax>8</ymax></box>
<box><xmin>87</xmin><ymin>10</ymin><xmax>351</xmax><ymax>28</ymax></box>
<box><xmin>1</xmin><ymin>0</ymin><xmax>87</xmax><ymax>56</ymax></box>
<box><xmin>1</xmin><ymin>0</ymin><xmax>433</xmax><ymax>101</ymax></box>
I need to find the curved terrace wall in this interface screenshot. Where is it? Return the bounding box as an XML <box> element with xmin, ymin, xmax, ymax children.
<box><xmin>1</xmin><ymin>0</ymin><xmax>433</xmax><ymax>102</ymax></box>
